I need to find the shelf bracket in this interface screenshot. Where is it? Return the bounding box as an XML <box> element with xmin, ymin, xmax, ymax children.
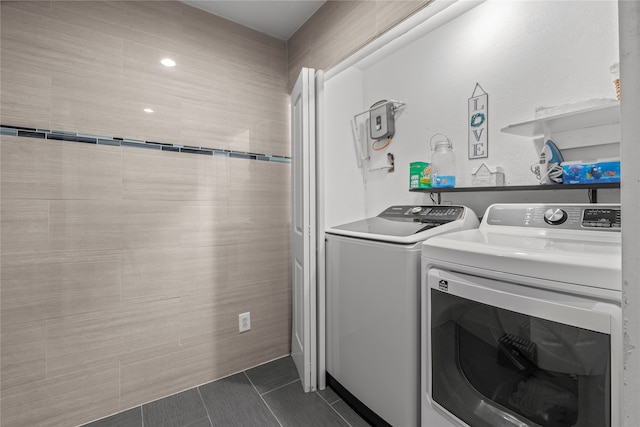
<box><xmin>430</xmin><ymin>192</ymin><xmax>441</xmax><ymax>205</ymax></box>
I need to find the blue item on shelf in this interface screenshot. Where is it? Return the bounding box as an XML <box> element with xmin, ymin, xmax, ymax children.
<box><xmin>562</xmin><ymin>159</ymin><xmax>620</xmax><ymax>184</ymax></box>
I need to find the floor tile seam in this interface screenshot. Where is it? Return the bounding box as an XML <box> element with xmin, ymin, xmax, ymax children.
<box><xmin>135</xmin><ymin>368</ymin><xmax>249</xmax><ymax>422</ymax></box>
<box><xmin>315</xmin><ymin>389</ymin><xmax>341</xmax><ymax>406</ymax></box>
<box><xmin>260</xmin><ymin>381</ymin><xmax>355</xmax><ymax>427</ymax></box>
<box><xmin>258</xmin><ymin>378</ymin><xmax>302</xmax><ymax>397</ymax></box>
<box><xmin>242</xmin><ymin>370</ymin><xmax>284</xmax><ymax>427</ymax></box>
<box><xmin>329</xmin><ymin>401</ymin><xmax>358</xmax><ymax>427</ymax></box>
<box><xmin>185</xmin><ymin>416</ymin><xmax>212</xmax><ymax>427</ymax></box>
<box><xmin>195</xmin><ymin>386</ymin><xmax>213</xmax><ymax>427</ymax></box>
<box><xmin>140</xmin><ymin>388</ymin><xmax>208</xmax><ymax>427</ymax></box>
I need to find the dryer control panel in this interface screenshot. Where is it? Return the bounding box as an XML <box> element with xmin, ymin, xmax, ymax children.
<box><xmin>484</xmin><ymin>204</ymin><xmax>621</xmax><ymax>231</ymax></box>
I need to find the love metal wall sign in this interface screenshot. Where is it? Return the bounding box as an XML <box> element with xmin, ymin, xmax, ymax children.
<box><xmin>468</xmin><ymin>83</ymin><xmax>488</xmax><ymax>159</ymax></box>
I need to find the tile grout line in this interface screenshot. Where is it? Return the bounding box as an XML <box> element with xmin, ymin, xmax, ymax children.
<box><xmin>326</xmin><ymin>399</ymin><xmax>357</xmax><ymax>427</ymax></box>
<box><xmin>118</xmin><ymin>362</ymin><xmax>121</xmax><ymax>422</ymax></box>
<box><xmin>315</xmin><ymin>389</ymin><xmax>341</xmax><ymax>406</ymax></box>
<box><xmin>314</xmin><ymin>388</ymin><xmax>356</xmax><ymax>427</ymax></box>
<box><xmin>45</xmin><ymin>318</ymin><xmax>48</xmax><ymax>379</ymax></box>
<box><xmin>45</xmin><ymin>199</ymin><xmax>50</xmax><ymax>380</ymax></box>
<box><xmin>259</xmin><ymin>378</ymin><xmax>356</xmax><ymax>427</ymax></box>
<box><xmin>243</xmin><ymin>371</ymin><xmax>284</xmax><ymax>427</ymax></box>
<box><xmin>253</xmin><ymin>375</ymin><xmax>358</xmax><ymax>427</ymax></box>
<box><xmin>195</xmin><ymin>386</ymin><xmax>213</xmax><ymax>427</ymax></box>
<box><xmin>259</xmin><ymin>378</ymin><xmax>302</xmax><ymax>397</ymax></box>
<box><xmin>95</xmin><ymin>359</ymin><xmax>281</xmax><ymax>427</ymax></box>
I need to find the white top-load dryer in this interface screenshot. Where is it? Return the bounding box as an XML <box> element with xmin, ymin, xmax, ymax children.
<box><xmin>325</xmin><ymin>205</ymin><xmax>479</xmax><ymax>427</ymax></box>
<box><xmin>421</xmin><ymin>204</ymin><xmax>622</xmax><ymax>427</ymax></box>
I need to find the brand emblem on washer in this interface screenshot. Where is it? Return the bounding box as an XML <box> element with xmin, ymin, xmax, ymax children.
<box><xmin>438</xmin><ymin>280</ymin><xmax>449</xmax><ymax>291</ymax></box>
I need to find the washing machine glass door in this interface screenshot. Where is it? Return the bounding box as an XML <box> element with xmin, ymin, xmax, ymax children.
<box><xmin>427</xmin><ymin>269</ymin><xmax>618</xmax><ymax>427</ymax></box>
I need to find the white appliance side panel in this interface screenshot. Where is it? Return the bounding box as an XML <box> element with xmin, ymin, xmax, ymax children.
<box><xmin>326</xmin><ymin>235</ymin><xmax>421</xmax><ymax>427</ymax></box>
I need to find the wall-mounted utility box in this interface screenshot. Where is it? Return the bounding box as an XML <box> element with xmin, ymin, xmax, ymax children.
<box><xmin>370</xmin><ymin>102</ymin><xmax>395</xmax><ymax>140</ymax></box>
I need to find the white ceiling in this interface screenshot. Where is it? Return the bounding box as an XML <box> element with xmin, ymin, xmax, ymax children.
<box><xmin>181</xmin><ymin>0</ymin><xmax>326</xmax><ymax>40</ymax></box>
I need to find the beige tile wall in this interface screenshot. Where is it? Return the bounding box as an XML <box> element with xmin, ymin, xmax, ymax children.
<box><xmin>0</xmin><ymin>135</ymin><xmax>292</xmax><ymax>427</ymax></box>
<box><xmin>1</xmin><ymin>1</ymin><xmax>290</xmax><ymax>426</ymax></box>
<box><xmin>287</xmin><ymin>0</ymin><xmax>432</xmax><ymax>90</ymax></box>
<box><xmin>1</xmin><ymin>1</ymin><xmax>289</xmax><ymax>157</ymax></box>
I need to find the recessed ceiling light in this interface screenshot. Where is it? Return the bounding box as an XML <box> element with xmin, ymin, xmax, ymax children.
<box><xmin>143</xmin><ymin>108</ymin><xmax>154</xmax><ymax>113</ymax></box>
<box><xmin>161</xmin><ymin>58</ymin><xmax>176</xmax><ymax>67</ymax></box>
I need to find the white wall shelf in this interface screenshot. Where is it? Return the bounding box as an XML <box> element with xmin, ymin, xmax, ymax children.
<box><xmin>500</xmin><ymin>103</ymin><xmax>620</xmax><ymax>137</ymax></box>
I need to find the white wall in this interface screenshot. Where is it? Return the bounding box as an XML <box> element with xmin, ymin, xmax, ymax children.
<box><xmin>326</xmin><ymin>0</ymin><xmax>620</xmax><ymax>219</ymax></box>
<box><xmin>323</xmin><ymin>67</ymin><xmax>368</xmax><ymax>227</ymax></box>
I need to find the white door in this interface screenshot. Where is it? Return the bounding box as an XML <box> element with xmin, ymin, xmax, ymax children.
<box><xmin>291</xmin><ymin>67</ymin><xmax>317</xmax><ymax>392</ymax></box>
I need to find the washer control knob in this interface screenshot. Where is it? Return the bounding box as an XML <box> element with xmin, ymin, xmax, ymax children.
<box><xmin>544</xmin><ymin>208</ymin><xmax>568</xmax><ymax>225</ymax></box>
<box><xmin>411</xmin><ymin>206</ymin><xmax>423</xmax><ymax>214</ymax></box>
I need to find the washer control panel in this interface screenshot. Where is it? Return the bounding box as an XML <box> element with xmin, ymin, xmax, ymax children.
<box><xmin>379</xmin><ymin>205</ymin><xmax>465</xmax><ymax>222</ymax></box>
<box><xmin>485</xmin><ymin>204</ymin><xmax>620</xmax><ymax>231</ymax></box>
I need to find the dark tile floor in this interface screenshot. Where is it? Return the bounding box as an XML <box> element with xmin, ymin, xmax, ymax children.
<box><xmin>83</xmin><ymin>356</ymin><xmax>370</xmax><ymax>427</ymax></box>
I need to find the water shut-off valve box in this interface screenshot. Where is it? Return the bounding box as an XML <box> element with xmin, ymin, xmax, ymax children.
<box><xmin>369</xmin><ymin>102</ymin><xmax>395</xmax><ymax>140</ymax></box>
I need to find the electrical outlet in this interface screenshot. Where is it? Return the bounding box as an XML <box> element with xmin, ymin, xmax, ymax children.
<box><xmin>239</xmin><ymin>312</ymin><xmax>251</xmax><ymax>333</ymax></box>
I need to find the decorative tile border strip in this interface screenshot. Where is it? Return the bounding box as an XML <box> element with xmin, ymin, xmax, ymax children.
<box><xmin>0</xmin><ymin>125</ymin><xmax>291</xmax><ymax>163</ymax></box>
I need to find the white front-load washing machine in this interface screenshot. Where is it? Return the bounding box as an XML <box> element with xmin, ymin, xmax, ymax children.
<box><xmin>325</xmin><ymin>205</ymin><xmax>479</xmax><ymax>427</ymax></box>
<box><xmin>421</xmin><ymin>203</ymin><xmax>622</xmax><ymax>427</ymax></box>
